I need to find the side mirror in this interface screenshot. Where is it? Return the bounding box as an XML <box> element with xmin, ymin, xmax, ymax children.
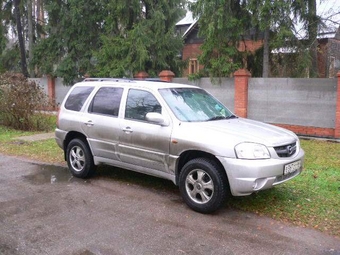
<box><xmin>145</xmin><ymin>112</ymin><xmax>169</xmax><ymax>126</ymax></box>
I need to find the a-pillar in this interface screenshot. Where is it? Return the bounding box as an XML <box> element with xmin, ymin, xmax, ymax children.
<box><xmin>335</xmin><ymin>71</ymin><xmax>340</xmax><ymax>138</ymax></box>
<box><xmin>159</xmin><ymin>70</ymin><xmax>175</xmax><ymax>82</ymax></box>
<box><xmin>234</xmin><ymin>69</ymin><xmax>251</xmax><ymax>118</ymax></box>
<box><xmin>47</xmin><ymin>75</ymin><xmax>56</xmax><ymax>110</ymax></box>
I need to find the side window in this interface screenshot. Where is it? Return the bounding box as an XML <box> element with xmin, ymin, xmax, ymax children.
<box><xmin>125</xmin><ymin>89</ymin><xmax>162</xmax><ymax>121</ymax></box>
<box><xmin>89</xmin><ymin>87</ymin><xmax>123</xmax><ymax>116</ymax></box>
<box><xmin>65</xmin><ymin>86</ymin><xmax>94</xmax><ymax>111</ymax></box>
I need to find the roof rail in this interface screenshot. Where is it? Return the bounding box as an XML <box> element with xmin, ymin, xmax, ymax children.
<box><xmin>83</xmin><ymin>78</ymin><xmax>135</xmax><ymax>83</ymax></box>
<box><xmin>140</xmin><ymin>78</ymin><xmax>168</xmax><ymax>82</ymax></box>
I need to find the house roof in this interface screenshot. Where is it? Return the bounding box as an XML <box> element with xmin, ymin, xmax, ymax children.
<box><xmin>318</xmin><ymin>31</ymin><xmax>337</xmax><ymax>39</ymax></box>
<box><xmin>182</xmin><ymin>19</ymin><xmax>198</xmax><ymax>38</ymax></box>
<box><xmin>176</xmin><ymin>11</ymin><xmax>195</xmax><ymax>26</ymax></box>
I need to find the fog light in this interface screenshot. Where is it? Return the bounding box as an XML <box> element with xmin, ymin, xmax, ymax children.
<box><xmin>253</xmin><ymin>178</ymin><xmax>266</xmax><ymax>190</ymax></box>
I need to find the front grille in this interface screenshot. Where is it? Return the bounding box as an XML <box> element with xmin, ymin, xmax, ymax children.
<box><xmin>274</xmin><ymin>142</ymin><xmax>297</xmax><ymax>158</ymax></box>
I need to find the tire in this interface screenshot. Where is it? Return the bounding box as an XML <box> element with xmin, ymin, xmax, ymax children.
<box><xmin>179</xmin><ymin>158</ymin><xmax>228</xmax><ymax>214</ymax></box>
<box><xmin>66</xmin><ymin>138</ymin><xmax>96</xmax><ymax>178</ymax></box>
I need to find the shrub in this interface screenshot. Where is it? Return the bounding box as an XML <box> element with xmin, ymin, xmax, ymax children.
<box><xmin>0</xmin><ymin>72</ymin><xmax>53</xmax><ymax>131</ymax></box>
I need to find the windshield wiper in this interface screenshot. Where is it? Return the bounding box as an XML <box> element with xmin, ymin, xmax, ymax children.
<box><xmin>225</xmin><ymin>114</ymin><xmax>238</xmax><ymax>119</ymax></box>
<box><xmin>208</xmin><ymin>115</ymin><xmax>238</xmax><ymax>121</ymax></box>
<box><xmin>207</xmin><ymin>116</ymin><xmax>226</xmax><ymax>121</ymax></box>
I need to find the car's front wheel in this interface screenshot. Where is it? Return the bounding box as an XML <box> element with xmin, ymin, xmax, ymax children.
<box><xmin>179</xmin><ymin>158</ymin><xmax>228</xmax><ymax>213</ymax></box>
<box><xmin>66</xmin><ymin>138</ymin><xmax>96</xmax><ymax>178</ymax></box>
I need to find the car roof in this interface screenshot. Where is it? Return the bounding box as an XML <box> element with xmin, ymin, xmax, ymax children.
<box><xmin>74</xmin><ymin>78</ymin><xmax>199</xmax><ymax>91</ymax></box>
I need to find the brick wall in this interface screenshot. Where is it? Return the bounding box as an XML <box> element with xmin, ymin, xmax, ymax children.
<box><xmin>182</xmin><ymin>40</ymin><xmax>263</xmax><ymax>76</ymax></box>
<box><xmin>182</xmin><ymin>43</ymin><xmax>203</xmax><ymax>77</ymax></box>
<box><xmin>274</xmin><ymin>124</ymin><xmax>335</xmax><ymax>138</ymax></box>
<box><xmin>318</xmin><ymin>40</ymin><xmax>328</xmax><ymax>78</ymax></box>
<box><xmin>238</xmin><ymin>40</ymin><xmax>263</xmax><ymax>52</ymax></box>
<box><xmin>182</xmin><ymin>44</ymin><xmax>202</xmax><ymax>60</ymax></box>
<box><xmin>234</xmin><ymin>69</ymin><xmax>250</xmax><ymax>117</ymax></box>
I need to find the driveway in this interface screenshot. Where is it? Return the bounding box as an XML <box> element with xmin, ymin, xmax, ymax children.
<box><xmin>0</xmin><ymin>154</ymin><xmax>339</xmax><ymax>255</ymax></box>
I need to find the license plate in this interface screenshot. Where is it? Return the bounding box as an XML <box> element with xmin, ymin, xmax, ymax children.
<box><xmin>284</xmin><ymin>160</ymin><xmax>301</xmax><ymax>175</ymax></box>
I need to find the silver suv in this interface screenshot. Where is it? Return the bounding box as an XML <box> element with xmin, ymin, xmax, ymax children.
<box><xmin>55</xmin><ymin>78</ymin><xmax>304</xmax><ymax>213</ymax></box>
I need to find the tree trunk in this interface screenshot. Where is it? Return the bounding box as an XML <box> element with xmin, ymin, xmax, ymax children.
<box><xmin>262</xmin><ymin>27</ymin><xmax>270</xmax><ymax>78</ymax></box>
<box><xmin>308</xmin><ymin>0</ymin><xmax>318</xmax><ymax>77</ymax></box>
<box><xmin>36</xmin><ymin>0</ymin><xmax>40</xmax><ymax>38</ymax></box>
<box><xmin>28</xmin><ymin>0</ymin><xmax>35</xmax><ymax>77</ymax></box>
<box><xmin>14</xmin><ymin>0</ymin><xmax>29</xmax><ymax>77</ymax></box>
<box><xmin>39</xmin><ymin>0</ymin><xmax>45</xmax><ymax>38</ymax></box>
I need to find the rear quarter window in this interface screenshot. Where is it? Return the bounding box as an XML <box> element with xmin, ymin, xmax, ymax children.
<box><xmin>64</xmin><ymin>86</ymin><xmax>94</xmax><ymax>111</ymax></box>
<box><xmin>89</xmin><ymin>87</ymin><xmax>123</xmax><ymax>116</ymax></box>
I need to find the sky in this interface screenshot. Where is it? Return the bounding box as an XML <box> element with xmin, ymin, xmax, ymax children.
<box><xmin>317</xmin><ymin>0</ymin><xmax>340</xmax><ymax>32</ymax></box>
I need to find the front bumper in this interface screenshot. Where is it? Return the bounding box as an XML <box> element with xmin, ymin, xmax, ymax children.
<box><xmin>217</xmin><ymin>148</ymin><xmax>305</xmax><ymax>196</ymax></box>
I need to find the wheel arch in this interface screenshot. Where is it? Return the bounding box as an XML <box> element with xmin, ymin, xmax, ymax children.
<box><xmin>63</xmin><ymin>131</ymin><xmax>89</xmax><ymax>161</ymax></box>
<box><xmin>175</xmin><ymin>150</ymin><xmax>228</xmax><ymax>186</ymax></box>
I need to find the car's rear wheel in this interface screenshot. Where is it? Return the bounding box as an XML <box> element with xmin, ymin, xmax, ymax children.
<box><xmin>66</xmin><ymin>138</ymin><xmax>96</xmax><ymax>178</ymax></box>
<box><xmin>179</xmin><ymin>158</ymin><xmax>228</xmax><ymax>213</ymax></box>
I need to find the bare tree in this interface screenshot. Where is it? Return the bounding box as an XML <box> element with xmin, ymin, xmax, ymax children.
<box><xmin>14</xmin><ymin>0</ymin><xmax>29</xmax><ymax>77</ymax></box>
<box><xmin>262</xmin><ymin>28</ymin><xmax>270</xmax><ymax>78</ymax></box>
<box><xmin>307</xmin><ymin>0</ymin><xmax>318</xmax><ymax>77</ymax></box>
<box><xmin>28</xmin><ymin>0</ymin><xmax>35</xmax><ymax>77</ymax></box>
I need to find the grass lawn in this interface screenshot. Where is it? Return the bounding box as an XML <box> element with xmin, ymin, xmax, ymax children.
<box><xmin>0</xmin><ymin>125</ymin><xmax>65</xmax><ymax>164</ymax></box>
<box><xmin>227</xmin><ymin>139</ymin><xmax>340</xmax><ymax>237</ymax></box>
<box><xmin>0</xmin><ymin>125</ymin><xmax>339</xmax><ymax>236</ymax></box>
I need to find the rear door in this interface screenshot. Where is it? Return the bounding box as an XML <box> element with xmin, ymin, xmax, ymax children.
<box><xmin>81</xmin><ymin>86</ymin><xmax>123</xmax><ymax>160</ymax></box>
<box><xmin>118</xmin><ymin>88</ymin><xmax>172</xmax><ymax>173</ymax></box>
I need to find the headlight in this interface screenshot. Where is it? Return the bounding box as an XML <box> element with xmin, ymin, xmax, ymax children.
<box><xmin>235</xmin><ymin>143</ymin><xmax>270</xmax><ymax>159</ymax></box>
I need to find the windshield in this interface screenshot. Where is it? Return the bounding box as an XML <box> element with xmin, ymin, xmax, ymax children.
<box><xmin>159</xmin><ymin>88</ymin><xmax>234</xmax><ymax>122</ymax></box>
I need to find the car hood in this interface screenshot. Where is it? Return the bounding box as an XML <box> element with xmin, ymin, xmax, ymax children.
<box><xmin>176</xmin><ymin>117</ymin><xmax>297</xmax><ymax>148</ymax></box>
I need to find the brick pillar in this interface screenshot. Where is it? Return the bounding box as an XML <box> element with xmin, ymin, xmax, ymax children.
<box><xmin>134</xmin><ymin>71</ymin><xmax>149</xmax><ymax>80</ymax></box>
<box><xmin>159</xmin><ymin>70</ymin><xmax>175</xmax><ymax>82</ymax></box>
<box><xmin>47</xmin><ymin>75</ymin><xmax>56</xmax><ymax>110</ymax></box>
<box><xmin>234</xmin><ymin>69</ymin><xmax>251</xmax><ymax>118</ymax></box>
<box><xmin>335</xmin><ymin>72</ymin><xmax>340</xmax><ymax>138</ymax></box>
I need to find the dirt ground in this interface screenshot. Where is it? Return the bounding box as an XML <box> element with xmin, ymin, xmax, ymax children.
<box><xmin>0</xmin><ymin>154</ymin><xmax>339</xmax><ymax>255</ymax></box>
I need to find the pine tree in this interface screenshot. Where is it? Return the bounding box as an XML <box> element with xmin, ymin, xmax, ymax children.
<box><xmin>190</xmin><ymin>0</ymin><xmax>256</xmax><ymax>79</ymax></box>
<box><xmin>247</xmin><ymin>0</ymin><xmax>297</xmax><ymax>77</ymax></box>
<box><xmin>95</xmin><ymin>0</ymin><xmax>186</xmax><ymax>78</ymax></box>
<box><xmin>32</xmin><ymin>0</ymin><xmax>107</xmax><ymax>84</ymax></box>
<box><xmin>31</xmin><ymin>0</ymin><xmax>185</xmax><ymax>83</ymax></box>
<box><xmin>292</xmin><ymin>0</ymin><xmax>320</xmax><ymax>77</ymax></box>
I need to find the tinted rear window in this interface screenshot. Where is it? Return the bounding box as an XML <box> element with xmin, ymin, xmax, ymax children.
<box><xmin>65</xmin><ymin>86</ymin><xmax>94</xmax><ymax>111</ymax></box>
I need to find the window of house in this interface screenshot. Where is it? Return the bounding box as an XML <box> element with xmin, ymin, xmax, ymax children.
<box><xmin>329</xmin><ymin>56</ymin><xmax>335</xmax><ymax>78</ymax></box>
<box><xmin>189</xmin><ymin>58</ymin><xmax>199</xmax><ymax>74</ymax></box>
<box><xmin>89</xmin><ymin>87</ymin><xmax>123</xmax><ymax>116</ymax></box>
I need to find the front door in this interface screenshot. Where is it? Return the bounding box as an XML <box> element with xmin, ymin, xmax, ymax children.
<box><xmin>118</xmin><ymin>89</ymin><xmax>172</xmax><ymax>173</ymax></box>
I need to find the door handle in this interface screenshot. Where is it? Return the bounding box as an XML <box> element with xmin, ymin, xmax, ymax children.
<box><xmin>85</xmin><ymin>120</ymin><xmax>94</xmax><ymax>127</ymax></box>
<box><xmin>123</xmin><ymin>127</ymin><xmax>133</xmax><ymax>133</ymax></box>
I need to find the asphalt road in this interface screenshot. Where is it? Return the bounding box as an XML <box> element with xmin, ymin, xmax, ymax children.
<box><xmin>0</xmin><ymin>154</ymin><xmax>339</xmax><ymax>255</ymax></box>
